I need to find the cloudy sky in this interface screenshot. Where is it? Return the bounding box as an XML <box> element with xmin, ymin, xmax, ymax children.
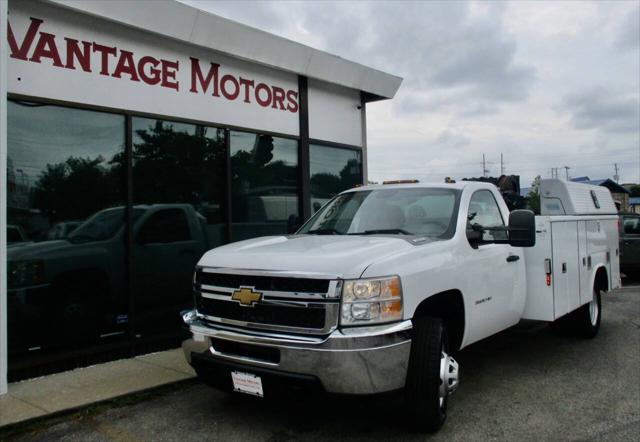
<box><xmin>182</xmin><ymin>0</ymin><xmax>639</xmax><ymax>187</ymax></box>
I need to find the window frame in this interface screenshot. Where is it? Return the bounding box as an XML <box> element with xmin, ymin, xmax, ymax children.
<box><xmin>467</xmin><ymin>189</ymin><xmax>508</xmax><ymax>244</ymax></box>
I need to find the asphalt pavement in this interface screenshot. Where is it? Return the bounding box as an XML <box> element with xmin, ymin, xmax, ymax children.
<box><xmin>4</xmin><ymin>283</ymin><xmax>639</xmax><ymax>442</ymax></box>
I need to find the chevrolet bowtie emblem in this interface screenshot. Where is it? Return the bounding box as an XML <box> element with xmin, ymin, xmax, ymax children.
<box><xmin>231</xmin><ymin>287</ymin><xmax>262</xmax><ymax>307</ymax></box>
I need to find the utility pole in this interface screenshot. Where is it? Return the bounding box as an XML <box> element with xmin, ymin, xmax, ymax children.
<box><xmin>482</xmin><ymin>154</ymin><xmax>489</xmax><ymax>177</ymax></box>
<box><xmin>500</xmin><ymin>153</ymin><xmax>505</xmax><ymax>176</ymax></box>
<box><xmin>563</xmin><ymin>166</ymin><xmax>570</xmax><ymax>181</ymax></box>
<box><xmin>614</xmin><ymin>163</ymin><xmax>620</xmax><ymax>183</ymax></box>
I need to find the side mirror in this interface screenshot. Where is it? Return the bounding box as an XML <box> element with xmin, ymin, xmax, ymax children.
<box><xmin>466</xmin><ymin>224</ymin><xmax>483</xmax><ymax>249</ymax></box>
<box><xmin>508</xmin><ymin>210</ymin><xmax>536</xmax><ymax>247</ymax></box>
<box><xmin>287</xmin><ymin>214</ymin><xmax>301</xmax><ymax>234</ymax></box>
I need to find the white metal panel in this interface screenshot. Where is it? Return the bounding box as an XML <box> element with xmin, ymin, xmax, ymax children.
<box><xmin>540</xmin><ymin>179</ymin><xmax>617</xmax><ymax>215</ymax></box>
<box><xmin>8</xmin><ymin>0</ymin><xmax>300</xmax><ymax>136</ymax></box>
<box><xmin>45</xmin><ymin>0</ymin><xmax>403</xmax><ymax>100</ymax></box>
<box><xmin>522</xmin><ymin>217</ymin><xmax>555</xmax><ymax>321</ymax></box>
<box><xmin>606</xmin><ymin>218</ymin><xmax>622</xmax><ymax>290</ymax></box>
<box><xmin>577</xmin><ymin>221</ymin><xmax>590</xmax><ymax>305</ymax></box>
<box><xmin>1</xmin><ymin>0</ymin><xmax>8</xmax><ymax>396</ymax></box>
<box><xmin>551</xmin><ymin>221</ymin><xmax>580</xmax><ymax>318</ymax></box>
<box><xmin>308</xmin><ymin>79</ymin><xmax>363</xmax><ymax>147</ymax></box>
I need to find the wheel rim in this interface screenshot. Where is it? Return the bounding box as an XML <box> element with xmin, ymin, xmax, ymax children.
<box><xmin>439</xmin><ymin>348</ymin><xmax>459</xmax><ymax>408</ymax></box>
<box><xmin>589</xmin><ymin>289</ymin><xmax>599</xmax><ymax>326</ymax></box>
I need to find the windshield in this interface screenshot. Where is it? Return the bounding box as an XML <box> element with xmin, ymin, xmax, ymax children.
<box><xmin>298</xmin><ymin>187</ymin><xmax>460</xmax><ymax>237</ymax></box>
<box><xmin>68</xmin><ymin>208</ymin><xmax>145</xmax><ymax>242</ymax></box>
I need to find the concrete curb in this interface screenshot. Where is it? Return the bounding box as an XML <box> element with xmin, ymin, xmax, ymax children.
<box><xmin>0</xmin><ymin>377</ymin><xmax>199</xmax><ymax>438</ymax></box>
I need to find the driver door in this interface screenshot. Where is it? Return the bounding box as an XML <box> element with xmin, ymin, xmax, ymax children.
<box><xmin>465</xmin><ymin>190</ymin><xmax>524</xmax><ymax>339</ymax></box>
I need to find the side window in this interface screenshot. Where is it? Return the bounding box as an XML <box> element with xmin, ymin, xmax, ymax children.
<box><xmin>468</xmin><ymin>190</ymin><xmax>507</xmax><ymax>242</ymax></box>
<box><xmin>138</xmin><ymin>209</ymin><xmax>191</xmax><ymax>244</ymax></box>
<box><xmin>623</xmin><ymin>216</ymin><xmax>640</xmax><ymax>235</ymax></box>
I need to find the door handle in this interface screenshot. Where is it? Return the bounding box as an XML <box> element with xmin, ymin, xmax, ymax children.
<box><xmin>506</xmin><ymin>255</ymin><xmax>520</xmax><ymax>262</ymax></box>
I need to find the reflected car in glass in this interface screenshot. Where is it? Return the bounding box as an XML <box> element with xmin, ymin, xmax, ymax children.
<box><xmin>7</xmin><ymin>204</ymin><xmax>211</xmax><ymax>353</ymax></box>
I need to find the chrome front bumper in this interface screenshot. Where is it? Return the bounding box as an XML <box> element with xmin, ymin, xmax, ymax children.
<box><xmin>182</xmin><ymin>311</ymin><xmax>412</xmax><ymax>394</ymax></box>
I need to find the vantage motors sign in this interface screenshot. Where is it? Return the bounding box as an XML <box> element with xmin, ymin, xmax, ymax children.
<box><xmin>7</xmin><ymin>1</ymin><xmax>300</xmax><ymax>135</ymax></box>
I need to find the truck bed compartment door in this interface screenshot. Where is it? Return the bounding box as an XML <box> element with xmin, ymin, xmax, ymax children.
<box><xmin>551</xmin><ymin>222</ymin><xmax>580</xmax><ymax>318</ymax></box>
<box><xmin>577</xmin><ymin>220</ymin><xmax>591</xmax><ymax>305</ymax></box>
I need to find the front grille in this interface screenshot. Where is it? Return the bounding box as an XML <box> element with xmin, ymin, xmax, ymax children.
<box><xmin>197</xmin><ymin>297</ymin><xmax>327</xmax><ymax>330</ymax></box>
<box><xmin>197</xmin><ymin>272</ymin><xmax>329</xmax><ymax>294</ymax></box>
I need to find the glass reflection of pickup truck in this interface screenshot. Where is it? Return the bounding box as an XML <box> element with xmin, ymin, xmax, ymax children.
<box><xmin>7</xmin><ymin>204</ymin><xmax>211</xmax><ymax>353</ymax></box>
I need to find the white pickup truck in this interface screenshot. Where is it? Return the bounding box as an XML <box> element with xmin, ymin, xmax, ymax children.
<box><xmin>182</xmin><ymin>178</ymin><xmax>620</xmax><ymax>432</ymax></box>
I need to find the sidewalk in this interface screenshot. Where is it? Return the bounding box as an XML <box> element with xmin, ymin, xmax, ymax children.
<box><xmin>0</xmin><ymin>348</ymin><xmax>195</xmax><ymax>429</ymax></box>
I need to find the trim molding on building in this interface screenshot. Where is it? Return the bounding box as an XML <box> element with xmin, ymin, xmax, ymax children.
<box><xmin>44</xmin><ymin>0</ymin><xmax>402</xmax><ymax>101</ymax></box>
<box><xmin>1</xmin><ymin>0</ymin><xmax>9</xmax><ymax>396</ymax></box>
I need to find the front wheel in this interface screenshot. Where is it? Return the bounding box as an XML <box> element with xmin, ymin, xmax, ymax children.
<box><xmin>404</xmin><ymin>317</ymin><xmax>459</xmax><ymax>433</ymax></box>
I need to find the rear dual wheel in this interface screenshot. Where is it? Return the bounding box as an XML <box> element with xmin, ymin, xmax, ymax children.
<box><xmin>573</xmin><ymin>287</ymin><xmax>602</xmax><ymax>338</ymax></box>
<box><xmin>551</xmin><ymin>285</ymin><xmax>602</xmax><ymax>338</ymax></box>
<box><xmin>405</xmin><ymin>317</ymin><xmax>459</xmax><ymax>433</ymax></box>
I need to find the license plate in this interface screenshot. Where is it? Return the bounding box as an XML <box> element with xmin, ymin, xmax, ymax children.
<box><xmin>231</xmin><ymin>371</ymin><xmax>264</xmax><ymax>397</ymax></box>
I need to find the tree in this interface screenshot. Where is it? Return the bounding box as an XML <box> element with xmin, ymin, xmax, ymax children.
<box><xmin>31</xmin><ymin>156</ymin><xmax>123</xmax><ymax>224</ymax></box>
<box><xmin>630</xmin><ymin>184</ymin><xmax>640</xmax><ymax>197</ymax></box>
<box><xmin>132</xmin><ymin>121</ymin><xmax>226</xmax><ymax>210</ymax></box>
<box><xmin>527</xmin><ymin>175</ymin><xmax>541</xmax><ymax>214</ymax></box>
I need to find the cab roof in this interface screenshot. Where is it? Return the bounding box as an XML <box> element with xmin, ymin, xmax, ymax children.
<box><xmin>343</xmin><ymin>181</ymin><xmax>494</xmax><ymax>193</ymax></box>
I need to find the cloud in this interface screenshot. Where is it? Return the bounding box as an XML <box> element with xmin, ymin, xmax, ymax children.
<box><xmin>615</xmin><ymin>5</ymin><xmax>640</xmax><ymax>50</ymax></box>
<box><xmin>561</xmin><ymin>87</ymin><xmax>640</xmax><ymax>134</ymax></box>
<box><xmin>206</xmin><ymin>1</ymin><xmax>536</xmax><ymax>116</ymax></box>
<box><xmin>434</xmin><ymin>130</ymin><xmax>471</xmax><ymax>148</ymax></box>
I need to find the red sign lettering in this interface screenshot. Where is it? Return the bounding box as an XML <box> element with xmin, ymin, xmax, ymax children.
<box><xmin>7</xmin><ymin>16</ymin><xmax>299</xmax><ymax>112</ymax></box>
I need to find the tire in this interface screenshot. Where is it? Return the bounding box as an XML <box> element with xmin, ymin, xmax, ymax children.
<box><xmin>570</xmin><ymin>286</ymin><xmax>602</xmax><ymax>338</ymax></box>
<box><xmin>404</xmin><ymin>317</ymin><xmax>459</xmax><ymax>433</ymax></box>
<box><xmin>551</xmin><ymin>285</ymin><xmax>602</xmax><ymax>338</ymax></box>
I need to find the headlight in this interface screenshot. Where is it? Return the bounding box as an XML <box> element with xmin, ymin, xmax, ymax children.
<box><xmin>8</xmin><ymin>260</ymin><xmax>45</xmax><ymax>288</ymax></box>
<box><xmin>341</xmin><ymin>276</ymin><xmax>403</xmax><ymax>325</ymax></box>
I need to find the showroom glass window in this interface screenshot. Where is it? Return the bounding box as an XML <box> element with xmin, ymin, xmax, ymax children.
<box><xmin>310</xmin><ymin>144</ymin><xmax>362</xmax><ymax>213</ymax></box>
<box><xmin>230</xmin><ymin>131</ymin><xmax>299</xmax><ymax>241</ymax></box>
<box><xmin>6</xmin><ymin>101</ymin><xmax>127</xmax><ymax>365</ymax></box>
<box><xmin>131</xmin><ymin>117</ymin><xmax>226</xmax><ymax>339</ymax></box>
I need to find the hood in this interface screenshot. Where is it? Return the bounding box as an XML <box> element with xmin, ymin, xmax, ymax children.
<box><xmin>7</xmin><ymin>239</ymin><xmax>76</xmax><ymax>261</ymax></box>
<box><xmin>198</xmin><ymin>234</ymin><xmax>425</xmax><ymax>279</ymax></box>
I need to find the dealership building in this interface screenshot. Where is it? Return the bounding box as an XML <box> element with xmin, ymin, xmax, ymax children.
<box><xmin>0</xmin><ymin>0</ymin><xmax>401</xmax><ymax>392</ymax></box>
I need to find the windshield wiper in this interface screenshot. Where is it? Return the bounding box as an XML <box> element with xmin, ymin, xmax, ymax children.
<box><xmin>350</xmin><ymin>229</ymin><xmax>412</xmax><ymax>235</ymax></box>
<box><xmin>307</xmin><ymin>228</ymin><xmax>343</xmax><ymax>235</ymax></box>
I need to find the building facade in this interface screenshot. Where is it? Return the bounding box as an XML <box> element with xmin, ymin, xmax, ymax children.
<box><xmin>0</xmin><ymin>0</ymin><xmax>401</xmax><ymax>387</ymax></box>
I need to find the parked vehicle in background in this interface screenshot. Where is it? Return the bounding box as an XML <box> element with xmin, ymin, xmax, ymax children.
<box><xmin>182</xmin><ymin>179</ymin><xmax>620</xmax><ymax>432</ymax></box>
<box><xmin>619</xmin><ymin>212</ymin><xmax>640</xmax><ymax>277</ymax></box>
